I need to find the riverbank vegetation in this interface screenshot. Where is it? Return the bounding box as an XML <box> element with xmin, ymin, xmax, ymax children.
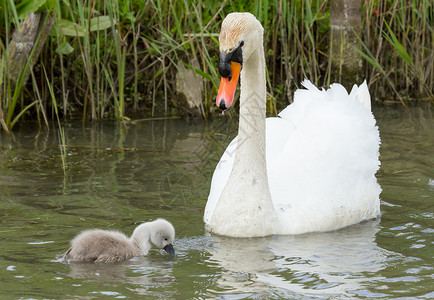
<box><xmin>0</xmin><ymin>0</ymin><xmax>432</xmax><ymax>132</ymax></box>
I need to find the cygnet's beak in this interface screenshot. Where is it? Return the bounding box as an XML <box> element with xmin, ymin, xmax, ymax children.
<box><xmin>164</xmin><ymin>244</ymin><xmax>175</xmax><ymax>256</ymax></box>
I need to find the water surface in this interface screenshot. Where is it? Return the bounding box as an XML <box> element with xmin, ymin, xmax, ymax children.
<box><xmin>0</xmin><ymin>107</ymin><xmax>433</xmax><ymax>299</ymax></box>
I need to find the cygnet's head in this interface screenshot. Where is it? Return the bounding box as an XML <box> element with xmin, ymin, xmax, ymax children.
<box><xmin>149</xmin><ymin>219</ymin><xmax>175</xmax><ymax>255</ymax></box>
<box><xmin>133</xmin><ymin>218</ymin><xmax>176</xmax><ymax>256</ymax></box>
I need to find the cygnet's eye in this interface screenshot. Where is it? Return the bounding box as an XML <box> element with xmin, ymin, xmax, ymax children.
<box><xmin>164</xmin><ymin>238</ymin><xmax>168</xmax><ymax>241</ymax></box>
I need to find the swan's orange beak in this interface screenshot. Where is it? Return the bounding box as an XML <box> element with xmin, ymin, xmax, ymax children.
<box><xmin>216</xmin><ymin>62</ymin><xmax>241</xmax><ymax>110</ymax></box>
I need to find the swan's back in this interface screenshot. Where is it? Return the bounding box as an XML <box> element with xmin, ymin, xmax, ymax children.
<box><xmin>206</xmin><ymin>80</ymin><xmax>381</xmax><ymax>234</ymax></box>
<box><xmin>269</xmin><ymin>80</ymin><xmax>381</xmax><ymax>234</ymax></box>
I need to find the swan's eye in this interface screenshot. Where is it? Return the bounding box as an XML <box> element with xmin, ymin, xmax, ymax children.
<box><xmin>239</xmin><ymin>41</ymin><xmax>244</xmax><ymax>47</ymax></box>
<box><xmin>164</xmin><ymin>238</ymin><xmax>168</xmax><ymax>241</ymax></box>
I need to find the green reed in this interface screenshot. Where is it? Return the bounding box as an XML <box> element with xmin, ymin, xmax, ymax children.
<box><xmin>0</xmin><ymin>0</ymin><xmax>432</xmax><ymax>133</ymax></box>
<box><xmin>42</xmin><ymin>62</ymin><xmax>67</xmax><ymax>174</ymax></box>
<box><xmin>361</xmin><ymin>0</ymin><xmax>433</xmax><ymax>102</ymax></box>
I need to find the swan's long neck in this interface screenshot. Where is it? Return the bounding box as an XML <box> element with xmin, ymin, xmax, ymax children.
<box><xmin>237</xmin><ymin>45</ymin><xmax>267</xmax><ymax>165</ymax></box>
<box><xmin>210</xmin><ymin>43</ymin><xmax>278</xmax><ymax>237</ymax></box>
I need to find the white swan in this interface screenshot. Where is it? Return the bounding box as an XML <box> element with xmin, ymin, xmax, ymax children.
<box><xmin>204</xmin><ymin>12</ymin><xmax>381</xmax><ymax>237</ymax></box>
<box><xmin>62</xmin><ymin>219</ymin><xmax>175</xmax><ymax>263</ymax></box>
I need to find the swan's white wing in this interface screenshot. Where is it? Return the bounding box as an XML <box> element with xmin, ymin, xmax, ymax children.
<box><xmin>268</xmin><ymin>80</ymin><xmax>381</xmax><ymax>233</ymax></box>
<box><xmin>206</xmin><ymin>80</ymin><xmax>381</xmax><ymax>234</ymax></box>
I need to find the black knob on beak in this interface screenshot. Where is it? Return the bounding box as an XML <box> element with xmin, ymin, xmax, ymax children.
<box><xmin>219</xmin><ymin>99</ymin><xmax>227</xmax><ymax>110</ymax></box>
<box><xmin>219</xmin><ymin>53</ymin><xmax>232</xmax><ymax>78</ymax></box>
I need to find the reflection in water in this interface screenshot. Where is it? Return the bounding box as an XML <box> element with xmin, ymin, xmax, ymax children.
<box><xmin>65</xmin><ymin>255</ymin><xmax>176</xmax><ymax>297</ymax></box>
<box><xmin>0</xmin><ymin>108</ymin><xmax>433</xmax><ymax>299</ymax></box>
<box><xmin>209</xmin><ymin>219</ymin><xmax>390</xmax><ymax>297</ymax></box>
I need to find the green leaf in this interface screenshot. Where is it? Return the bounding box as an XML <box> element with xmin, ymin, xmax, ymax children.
<box><xmin>59</xmin><ymin>19</ymin><xmax>85</xmax><ymax>37</ymax></box>
<box><xmin>125</xmin><ymin>11</ymin><xmax>136</xmax><ymax>23</ymax></box>
<box><xmin>37</xmin><ymin>0</ymin><xmax>56</xmax><ymax>12</ymax></box>
<box><xmin>154</xmin><ymin>67</ymin><xmax>164</xmax><ymax>78</ymax></box>
<box><xmin>352</xmin><ymin>46</ymin><xmax>383</xmax><ymax>72</ymax></box>
<box><xmin>182</xmin><ymin>62</ymin><xmax>213</xmax><ymax>81</ymax></box>
<box><xmin>351</xmin><ymin>28</ymin><xmax>384</xmax><ymax>72</ymax></box>
<box><xmin>10</xmin><ymin>101</ymin><xmax>38</xmax><ymax>129</ymax></box>
<box><xmin>55</xmin><ymin>40</ymin><xmax>74</xmax><ymax>55</ymax></box>
<box><xmin>6</xmin><ymin>0</ymin><xmax>20</xmax><ymax>27</ymax></box>
<box><xmin>89</xmin><ymin>16</ymin><xmax>113</xmax><ymax>32</ymax></box>
<box><xmin>383</xmin><ymin>21</ymin><xmax>414</xmax><ymax>66</ymax></box>
<box><xmin>16</xmin><ymin>0</ymin><xmax>46</xmax><ymax>19</ymax></box>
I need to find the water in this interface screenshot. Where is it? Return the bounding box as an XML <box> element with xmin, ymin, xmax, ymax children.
<box><xmin>0</xmin><ymin>107</ymin><xmax>432</xmax><ymax>299</ymax></box>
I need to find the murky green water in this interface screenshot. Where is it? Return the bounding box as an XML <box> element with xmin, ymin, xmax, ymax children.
<box><xmin>0</xmin><ymin>107</ymin><xmax>432</xmax><ymax>299</ymax></box>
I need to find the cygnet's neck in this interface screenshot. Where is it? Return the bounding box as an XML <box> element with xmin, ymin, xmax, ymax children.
<box><xmin>131</xmin><ymin>223</ymin><xmax>152</xmax><ymax>253</ymax></box>
<box><xmin>210</xmin><ymin>44</ymin><xmax>277</xmax><ymax>237</ymax></box>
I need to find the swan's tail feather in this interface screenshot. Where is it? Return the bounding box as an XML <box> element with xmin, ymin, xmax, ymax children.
<box><xmin>349</xmin><ymin>80</ymin><xmax>371</xmax><ymax>110</ymax></box>
<box><xmin>301</xmin><ymin>79</ymin><xmax>372</xmax><ymax>110</ymax></box>
<box><xmin>280</xmin><ymin>79</ymin><xmax>372</xmax><ymax>122</ymax></box>
<box><xmin>300</xmin><ymin>79</ymin><xmax>320</xmax><ymax>91</ymax></box>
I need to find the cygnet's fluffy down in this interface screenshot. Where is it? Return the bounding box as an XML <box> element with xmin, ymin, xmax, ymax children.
<box><xmin>62</xmin><ymin>219</ymin><xmax>175</xmax><ymax>263</ymax></box>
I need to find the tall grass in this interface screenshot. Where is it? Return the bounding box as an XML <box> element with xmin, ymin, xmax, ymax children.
<box><xmin>0</xmin><ymin>0</ymin><xmax>432</xmax><ymax>132</ymax></box>
<box><xmin>42</xmin><ymin>62</ymin><xmax>67</xmax><ymax>173</ymax></box>
<box><xmin>362</xmin><ymin>0</ymin><xmax>433</xmax><ymax>102</ymax></box>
